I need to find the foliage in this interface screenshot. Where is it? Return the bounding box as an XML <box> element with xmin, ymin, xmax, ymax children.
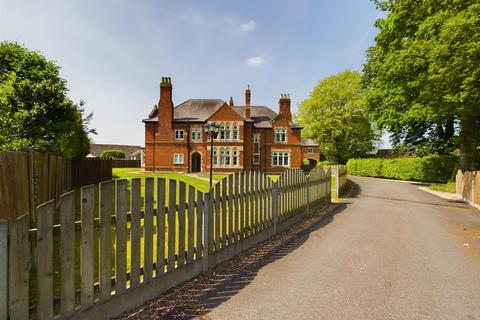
<box><xmin>346</xmin><ymin>156</ymin><xmax>458</xmax><ymax>183</ymax></box>
<box><xmin>317</xmin><ymin>161</ymin><xmax>336</xmax><ymax>167</ymax></box>
<box><xmin>364</xmin><ymin>0</ymin><xmax>480</xmax><ymax>170</ymax></box>
<box><xmin>101</xmin><ymin>149</ymin><xmax>126</xmax><ymax>159</ymax></box>
<box><xmin>0</xmin><ymin>41</ymin><xmax>95</xmax><ymax>157</ymax></box>
<box><xmin>429</xmin><ymin>182</ymin><xmax>456</xmax><ymax>193</ymax></box>
<box><xmin>297</xmin><ymin>70</ymin><xmax>379</xmax><ymax>164</ymax></box>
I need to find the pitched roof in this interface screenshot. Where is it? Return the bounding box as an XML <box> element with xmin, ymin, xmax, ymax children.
<box><xmin>144</xmin><ymin>99</ymin><xmax>303</xmax><ymax>129</ymax></box>
<box><xmin>89</xmin><ymin>144</ymin><xmax>143</xmax><ymax>157</ymax></box>
<box><xmin>301</xmin><ymin>137</ymin><xmax>319</xmax><ymax>147</ymax></box>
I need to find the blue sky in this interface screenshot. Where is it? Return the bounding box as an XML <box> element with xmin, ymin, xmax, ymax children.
<box><xmin>0</xmin><ymin>0</ymin><xmax>385</xmax><ymax>147</ymax></box>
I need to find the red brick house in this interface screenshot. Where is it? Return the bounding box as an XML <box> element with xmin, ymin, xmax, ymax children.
<box><xmin>143</xmin><ymin>77</ymin><xmax>319</xmax><ymax>173</ymax></box>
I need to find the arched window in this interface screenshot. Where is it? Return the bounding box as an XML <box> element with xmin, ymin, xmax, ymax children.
<box><xmin>232</xmin><ymin>148</ymin><xmax>238</xmax><ymax>166</ymax></box>
<box><xmin>212</xmin><ymin>148</ymin><xmax>218</xmax><ymax>166</ymax></box>
<box><xmin>220</xmin><ymin>123</ymin><xmax>225</xmax><ymax>140</ymax></box>
<box><xmin>220</xmin><ymin>148</ymin><xmax>225</xmax><ymax>166</ymax></box>
<box><xmin>225</xmin><ymin>123</ymin><xmax>231</xmax><ymax>140</ymax></box>
<box><xmin>225</xmin><ymin>148</ymin><xmax>231</xmax><ymax>166</ymax></box>
<box><xmin>233</xmin><ymin>123</ymin><xmax>239</xmax><ymax>141</ymax></box>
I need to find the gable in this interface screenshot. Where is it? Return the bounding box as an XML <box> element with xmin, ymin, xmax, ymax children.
<box><xmin>207</xmin><ymin>103</ymin><xmax>244</xmax><ymax>122</ymax></box>
<box><xmin>272</xmin><ymin>113</ymin><xmax>291</xmax><ymax>125</ymax></box>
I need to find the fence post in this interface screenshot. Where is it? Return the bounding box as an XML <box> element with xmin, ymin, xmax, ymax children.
<box><xmin>272</xmin><ymin>182</ymin><xmax>278</xmax><ymax>236</ymax></box>
<box><xmin>202</xmin><ymin>190</ymin><xmax>212</xmax><ymax>272</ymax></box>
<box><xmin>0</xmin><ymin>218</ymin><xmax>7</xmax><ymax>320</ymax></box>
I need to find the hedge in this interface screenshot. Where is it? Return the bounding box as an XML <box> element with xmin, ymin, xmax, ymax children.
<box><xmin>100</xmin><ymin>149</ymin><xmax>126</xmax><ymax>159</ymax></box>
<box><xmin>346</xmin><ymin>156</ymin><xmax>458</xmax><ymax>183</ymax></box>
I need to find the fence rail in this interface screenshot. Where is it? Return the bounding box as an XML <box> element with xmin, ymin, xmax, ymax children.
<box><xmin>0</xmin><ymin>166</ymin><xmax>339</xmax><ymax>320</ymax></box>
<box><xmin>456</xmin><ymin>170</ymin><xmax>480</xmax><ymax>209</ymax></box>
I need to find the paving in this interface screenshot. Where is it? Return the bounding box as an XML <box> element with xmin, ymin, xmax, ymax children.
<box><xmin>205</xmin><ymin>176</ymin><xmax>480</xmax><ymax>320</ymax></box>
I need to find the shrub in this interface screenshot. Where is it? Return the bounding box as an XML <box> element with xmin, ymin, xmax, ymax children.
<box><xmin>346</xmin><ymin>156</ymin><xmax>458</xmax><ymax>183</ymax></box>
<box><xmin>317</xmin><ymin>161</ymin><xmax>336</xmax><ymax>167</ymax></box>
<box><xmin>100</xmin><ymin>150</ymin><xmax>125</xmax><ymax>159</ymax></box>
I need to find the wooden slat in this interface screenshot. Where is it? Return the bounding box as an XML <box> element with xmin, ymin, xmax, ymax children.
<box><xmin>36</xmin><ymin>201</ymin><xmax>54</xmax><ymax>320</ymax></box>
<box><xmin>234</xmin><ymin>173</ymin><xmax>239</xmax><ymax>241</ymax></box>
<box><xmin>221</xmin><ymin>178</ymin><xmax>227</xmax><ymax>247</ymax></box>
<box><xmin>196</xmin><ymin>190</ymin><xmax>203</xmax><ymax>260</ymax></box>
<box><xmin>144</xmin><ymin>178</ymin><xmax>154</xmax><ymax>282</ymax></box>
<box><xmin>253</xmin><ymin>171</ymin><xmax>258</xmax><ymax>233</ymax></box>
<box><xmin>115</xmin><ymin>179</ymin><xmax>128</xmax><ymax>294</ymax></box>
<box><xmin>8</xmin><ymin>214</ymin><xmax>29</xmax><ymax>319</ymax></box>
<box><xmin>178</xmin><ymin>182</ymin><xmax>186</xmax><ymax>267</ymax></box>
<box><xmin>60</xmin><ymin>190</ymin><xmax>76</xmax><ymax>316</ymax></box>
<box><xmin>0</xmin><ymin>219</ymin><xmax>7</xmax><ymax>319</ymax></box>
<box><xmin>228</xmin><ymin>175</ymin><xmax>233</xmax><ymax>244</ymax></box>
<box><xmin>81</xmin><ymin>185</ymin><xmax>95</xmax><ymax>308</ymax></box>
<box><xmin>187</xmin><ymin>185</ymin><xmax>195</xmax><ymax>263</ymax></box>
<box><xmin>239</xmin><ymin>172</ymin><xmax>245</xmax><ymax>239</ymax></box>
<box><xmin>167</xmin><ymin>180</ymin><xmax>176</xmax><ymax>272</ymax></box>
<box><xmin>130</xmin><ymin>179</ymin><xmax>141</xmax><ymax>288</ymax></box>
<box><xmin>214</xmin><ymin>183</ymin><xmax>221</xmax><ymax>251</ymax></box>
<box><xmin>99</xmin><ymin>181</ymin><xmax>113</xmax><ymax>302</ymax></box>
<box><xmin>244</xmin><ymin>171</ymin><xmax>250</xmax><ymax>236</ymax></box>
<box><xmin>259</xmin><ymin>173</ymin><xmax>264</xmax><ymax>230</ymax></box>
<box><xmin>208</xmin><ymin>189</ymin><xmax>214</xmax><ymax>254</ymax></box>
<box><xmin>156</xmin><ymin>178</ymin><xmax>166</xmax><ymax>277</ymax></box>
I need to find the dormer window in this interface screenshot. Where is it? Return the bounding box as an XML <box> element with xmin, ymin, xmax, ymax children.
<box><xmin>275</xmin><ymin>127</ymin><xmax>287</xmax><ymax>144</ymax></box>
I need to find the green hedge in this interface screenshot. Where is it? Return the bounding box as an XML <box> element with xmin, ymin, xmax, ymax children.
<box><xmin>346</xmin><ymin>156</ymin><xmax>458</xmax><ymax>183</ymax></box>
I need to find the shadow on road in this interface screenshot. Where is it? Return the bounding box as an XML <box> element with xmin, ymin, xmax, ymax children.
<box><xmin>118</xmin><ymin>181</ymin><xmax>360</xmax><ymax>320</ymax></box>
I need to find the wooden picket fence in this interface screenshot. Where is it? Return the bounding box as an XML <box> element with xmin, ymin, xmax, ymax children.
<box><xmin>456</xmin><ymin>170</ymin><xmax>480</xmax><ymax>209</ymax></box>
<box><xmin>0</xmin><ymin>167</ymin><xmax>332</xmax><ymax>320</ymax></box>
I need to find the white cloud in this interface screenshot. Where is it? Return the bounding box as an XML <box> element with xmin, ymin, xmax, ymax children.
<box><xmin>241</xmin><ymin>20</ymin><xmax>256</xmax><ymax>33</ymax></box>
<box><xmin>245</xmin><ymin>56</ymin><xmax>264</xmax><ymax>66</ymax></box>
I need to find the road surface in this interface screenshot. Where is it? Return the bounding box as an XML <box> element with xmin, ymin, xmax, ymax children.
<box><xmin>205</xmin><ymin>176</ymin><xmax>480</xmax><ymax>320</ymax></box>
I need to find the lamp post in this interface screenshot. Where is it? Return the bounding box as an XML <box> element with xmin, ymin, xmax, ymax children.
<box><xmin>204</xmin><ymin>122</ymin><xmax>220</xmax><ymax>189</ymax></box>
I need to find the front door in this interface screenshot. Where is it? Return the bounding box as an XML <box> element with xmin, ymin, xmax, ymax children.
<box><xmin>191</xmin><ymin>153</ymin><xmax>201</xmax><ymax>173</ymax></box>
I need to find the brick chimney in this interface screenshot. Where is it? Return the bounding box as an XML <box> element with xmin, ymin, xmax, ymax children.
<box><xmin>279</xmin><ymin>94</ymin><xmax>291</xmax><ymax>121</ymax></box>
<box><xmin>158</xmin><ymin>77</ymin><xmax>173</xmax><ymax>130</ymax></box>
<box><xmin>245</xmin><ymin>85</ymin><xmax>251</xmax><ymax>118</ymax></box>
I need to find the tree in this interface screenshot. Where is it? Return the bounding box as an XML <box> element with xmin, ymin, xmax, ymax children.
<box><xmin>364</xmin><ymin>0</ymin><xmax>480</xmax><ymax>170</ymax></box>
<box><xmin>100</xmin><ymin>150</ymin><xmax>126</xmax><ymax>159</ymax></box>
<box><xmin>296</xmin><ymin>70</ymin><xmax>378</xmax><ymax>163</ymax></box>
<box><xmin>0</xmin><ymin>41</ymin><xmax>95</xmax><ymax>157</ymax></box>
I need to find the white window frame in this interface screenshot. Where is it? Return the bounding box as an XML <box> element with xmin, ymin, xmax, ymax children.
<box><xmin>220</xmin><ymin>148</ymin><xmax>226</xmax><ymax>166</ymax></box>
<box><xmin>212</xmin><ymin>148</ymin><xmax>218</xmax><ymax>166</ymax></box>
<box><xmin>173</xmin><ymin>153</ymin><xmax>184</xmax><ymax>164</ymax></box>
<box><xmin>275</xmin><ymin>127</ymin><xmax>287</xmax><ymax>144</ymax></box>
<box><xmin>191</xmin><ymin>128</ymin><xmax>202</xmax><ymax>142</ymax></box>
<box><xmin>307</xmin><ymin>147</ymin><xmax>314</xmax><ymax>153</ymax></box>
<box><xmin>175</xmin><ymin>129</ymin><xmax>184</xmax><ymax>140</ymax></box>
<box><xmin>233</xmin><ymin>123</ymin><xmax>239</xmax><ymax>141</ymax></box>
<box><xmin>233</xmin><ymin>149</ymin><xmax>238</xmax><ymax>166</ymax></box>
<box><xmin>272</xmin><ymin>151</ymin><xmax>289</xmax><ymax>167</ymax></box>
<box><xmin>220</xmin><ymin>123</ymin><xmax>225</xmax><ymax>140</ymax></box>
<box><xmin>225</xmin><ymin>149</ymin><xmax>231</xmax><ymax>166</ymax></box>
<box><xmin>225</xmin><ymin>124</ymin><xmax>231</xmax><ymax>140</ymax></box>
<box><xmin>253</xmin><ymin>133</ymin><xmax>260</xmax><ymax>144</ymax></box>
<box><xmin>253</xmin><ymin>153</ymin><xmax>260</xmax><ymax>164</ymax></box>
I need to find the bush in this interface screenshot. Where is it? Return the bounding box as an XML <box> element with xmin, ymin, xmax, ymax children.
<box><xmin>100</xmin><ymin>150</ymin><xmax>125</xmax><ymax>159</ymax></box>
<box><xmin>317</xmin><ymin>161</ymin><xmax>336</xmax><ymax>167</ymax></box>
<box><xmin>346</xmin><ymin>156</ymin><xmax>458</xmax><ymax>183</ymax></box>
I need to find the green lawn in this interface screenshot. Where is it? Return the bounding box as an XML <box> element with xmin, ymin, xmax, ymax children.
<box><xmin>113</xmin><ymin>168</ymin><xmax>211</xmax><ymax>192</ymax></box>
<box><xmin>429</xmin><ymin>181</ymin><xmax>456</xmax><ymax>193</ymax></box>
